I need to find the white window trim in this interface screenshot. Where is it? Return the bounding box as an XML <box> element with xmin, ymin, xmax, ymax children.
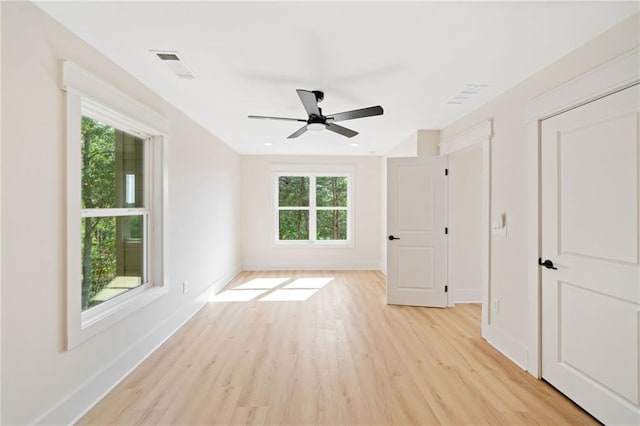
<box><xmin>63</xmin><ymin>60</ymin><xmax>169</xmax><ymax>349</ymax></box>
<box><xmin>274</xmin><ymin>171</ymin><xmax>354</xmax><ymax>246</ymax></box>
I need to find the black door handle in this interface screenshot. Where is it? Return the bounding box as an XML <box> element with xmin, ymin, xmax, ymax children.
<box><xmin>538</xmin><ymin>258</ymin><xmax>558</xmax><ymax>270</ymax></box>
<box><xmin>388</xmin><ymin>235</ymin><xmax>400</xmax><ymax>241</ymax></box>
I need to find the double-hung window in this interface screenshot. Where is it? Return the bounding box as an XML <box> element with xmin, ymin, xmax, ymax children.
<box><xmin>276</xmin><ymin>174</ymin><xmax>351</xmax><ymax>243</ymax></box>
<box><xmin>64</xmin><ymin>61</ymin><xmax>168</xmax><ymax>348</ymax></box>
<box><xmin>80</xmin><ymin>116</ymin><xmax>149</xmax><ymax>309</ymax></box>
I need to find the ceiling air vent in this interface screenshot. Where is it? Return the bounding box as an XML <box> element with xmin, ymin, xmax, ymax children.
<box><xmin>447</xmin><ymin>84</ymin><xmax>488</xmax><ymax>105</ymax></box>
<box><xmin>156</xmin><ymin>53</ymin><xmax>179</xmax><ymax>61</ymax></box>
<box><xmin>151</xmin><ymin>50</ymin><xmax>197</xmax><ymax>80</ymax></box>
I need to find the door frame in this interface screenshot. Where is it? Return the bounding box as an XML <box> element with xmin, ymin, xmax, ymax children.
<box><xmin>440</xmin><ymin>120</ymin><xmax>492</xmax><ymax>336</ymax></box>
<box><xmin>525</xmin><ymin>48</ymin><xmax>640</xmax><ymax>378</ymax></box>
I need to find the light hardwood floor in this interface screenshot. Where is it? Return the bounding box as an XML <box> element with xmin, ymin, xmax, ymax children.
<box><xmin>79</xmin><ymin>270</ymin><xmax>597</xmax><ymax>425</ymax></box>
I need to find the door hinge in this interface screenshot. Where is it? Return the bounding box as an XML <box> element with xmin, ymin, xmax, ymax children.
<box><xmin>445</xmin><ymin>227</ymin><xmax>448</xmax><ymax>234</ymax></box>
<box><xmin>445</xmin><ymin>285</ymin><xmax>448</xmax><ymax>293</ymax></box>
<box><xmin>445</xmin><ymin>168</ymin><xmax>449</xmax><ymax>176</ymax></box>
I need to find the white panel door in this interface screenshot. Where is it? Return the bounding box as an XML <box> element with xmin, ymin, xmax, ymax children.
<box><xmin>387</xmin><ymin>156</ymin><xmax>447</xmax><ymax>307</ymax></box>
<box><xmin>541</xmin><ymin>84</ymin><xmax>640</xmax><ymax>425</ymax></box>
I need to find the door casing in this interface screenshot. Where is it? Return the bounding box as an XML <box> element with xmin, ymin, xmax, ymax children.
<box><xmin>440</xmin><ymin>121</ymin><xmax>492</xmax><ymax>338</ymax></box>
<box><xmin>525</xmin><ymin>47</ymin><xmax>640</xmax><ymax>378</ymax></box>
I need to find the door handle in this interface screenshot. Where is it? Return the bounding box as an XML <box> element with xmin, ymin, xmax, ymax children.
<box><xmin>388</xmin><ymin>235</ymin><xmax>400</xmax><ymax>241</ymax></box>
<box><xmin>538</xmin><ymin>258</ymin><xmax>558</xmax><ymax>270</ymax></box>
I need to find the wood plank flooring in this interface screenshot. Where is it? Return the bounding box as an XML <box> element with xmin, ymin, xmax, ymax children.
<box><xmin>78</xmin><ymin>270</ymin><xmax>597</xmax><ymax>425</ymax></box>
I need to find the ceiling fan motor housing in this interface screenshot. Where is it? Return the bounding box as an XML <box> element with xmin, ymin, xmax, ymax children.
<box><xmin>309</xmin><ymin>111</ymin><xmax>325</xmax><ymax>124</ymax></box>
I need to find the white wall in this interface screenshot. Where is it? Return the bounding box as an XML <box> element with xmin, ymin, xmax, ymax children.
<box><xmin>1</xmin><ymin>3</ymin><xmax>240</xmax><ymax>424</ymax></box>
<box><xmin>0</xmin><ymin>4</ymin><xmax>3</xmax><ymax>422</ymax></box>
<box><xmin>240</xmin><ymin>155</ymin><xmax>382</xmax><ymax>270</ymax></box>
<box><xmin>416</xmin><ymin>130</ymin><xmax>440</xmax><ymax>157</ymax></box>
<box><xmin>385</xmin><ymin>131</ymin><xmax>417</xmax><ymax>157</ymax></box>
<box><xmin>440</xmin><ymin>13</ymin><xmax>640</xmax><ymax>368</ymax></box>
<box><xmin>448</xmin><ymin>144</ymin><xmax>483</xmax><ymax>303</ymax></box>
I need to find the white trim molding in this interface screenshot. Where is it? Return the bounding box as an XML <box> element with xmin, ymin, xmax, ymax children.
<box><xmin>453</xmin><ymin>288</ymin><xmax>482</xmax><ymax>304</ymax></box>
<box><xmin>441</xmin><ymin>120</ymin><xmax>492</xmax><ymax>346</ymax></box>
<box><xmin>62</xmin><ymin>60</ymin><xmax>170</xmax><ymax>348</ymax></box>
<box><xmin>526</xmin><ymin>48</ymin><xmax>640</xmax><ymax>123</ymax></box>
<box><xmin>525</xmin><ymin>47</ymin><xmax>640</xmax><ymax>378</ymax></box>
<box><xmin>34</xmin><ymin>270</ymin><xmax>238</xmax><ymax>426</ymax></box>
<box><xmin>483</xmin><ymin>324</ymin><xmax>528</xmax><ymax>370</ymax></box>
<box><xmin>62</xmin><ymin>60</ymin><xmax>168</xmax><ymax>134</ymax></box>
<box><xmin>439</xmin><ymin>120</ymin><xmax>493</xmax><ymax>156</ymax></box>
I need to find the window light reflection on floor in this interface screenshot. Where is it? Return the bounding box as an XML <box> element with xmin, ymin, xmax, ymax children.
<box><xmin>259</xmin><ymin>289</ymin><xmax>319</xmax><ymax>302</ymax></box>
<box><xmin>233</xmin><ymin>277</ymin><xmax>289</xmax><ymax>290</ymax></box>
<box><xmin>209</xmin><ymin>276</ymin><xmax>334</xmax><ymax>303</ymax></box>
<box><xmin>258</xmin><ymin>276</ymin><xmax>333</xmax><ymax>301</ymax></box>
<box><xmin>209</xmin><ymin>289</ymin><xmax>269</xmax><ymax>302</ymax></box>
<box><xmin>282</xmin><ymin>277</ymin><xmax>333</xmax><ymax>289</ymax></box>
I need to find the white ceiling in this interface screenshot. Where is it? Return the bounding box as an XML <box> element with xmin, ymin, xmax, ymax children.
<box><xmin>36</xmin><ymin>1</ymin><xmax>638</xmax><ymax>156</ymax></box>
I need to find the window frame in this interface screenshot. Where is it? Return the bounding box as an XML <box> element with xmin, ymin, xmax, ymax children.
<box><xmin>63</xmin><ymin>61</ymin><xmax>169</xmax><ymax>349</ymax></box>
<box><xmin>80</xmin><ymin>124</ymin><xmax>151</xmax><ymax>306</ymax></box>
<box><xmin>274</xmin><ymin>171</ymin><xmax>353</xmax><ymax>246</ymax></box>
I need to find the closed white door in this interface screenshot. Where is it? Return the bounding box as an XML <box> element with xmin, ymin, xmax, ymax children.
<box><xmin>541</xmin><ymin>84</ymin><xmax>640</xmax><ymax>425</ymax></box>
<box><xmin>387</xmin><ymin>156</ymin><xmax>448</xmax><ymax>307</ymax></box>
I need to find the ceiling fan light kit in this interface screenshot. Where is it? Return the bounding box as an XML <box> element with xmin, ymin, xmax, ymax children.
<box><xmin>248</xmin><ymin>89</ymin><xmax>384</xmax><ymax>139</ymax></box>
<box><xmin>307</xmin><ymin>122</ymin><xmax>327</xmax><ymax>131</ymax></box>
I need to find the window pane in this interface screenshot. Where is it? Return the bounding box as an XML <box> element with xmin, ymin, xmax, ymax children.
<box><xmin>81</xmin><ymin>116</ymin><xmax>145</xmax><ymax>209</ymax></box>
<box><xmin>317</xmin><ymin>210</ymin><xmax>347</xmax><ymax>240</ymax></box>
<box><xmin>81</xmin><ymin>215</ymin><xmax>145</xmax><ymax>310</ymax></box>
<box><xmin>279</xmin><ymin>210</ymin><xmax>309</xmax><ymax>240</ymax></box>
<box><xmin>124</xmin><ymin>215</ymin><xmax>143</xmax><ymax>240</ymax></box>
<box><xmin>278</xmin><ymin>176</ymin><xmax>309</xmax><ymax>207</ymax></box>
<box><xmin>316</xmin><ymin>176</ymin><xmax>347</xmax><ymax>207</ymax></box>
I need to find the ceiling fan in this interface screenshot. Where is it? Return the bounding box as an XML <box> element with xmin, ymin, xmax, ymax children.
<box><xmin>248</xmin><ymin>89</ymin><xmax>384</xmax><ymax>139</ymax></box>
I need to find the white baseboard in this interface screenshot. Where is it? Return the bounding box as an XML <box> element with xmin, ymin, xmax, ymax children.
<box><xmin>35</xmin><ymin>269</ymin><xmax>238</xmax><ymax>425</ymax></box>
<box><xmin>240</xmin><ymin>261</ymin><xmax>381</xmax><ymax>271</ymax></box>
<box><xmin>453</xmin><ymin>288</ymin><xmax>482</xmax><ymax>303</ymax></box>
<box><xmin>483</xmin><ymin>324</ymin><xmax>529</xmax><ymax>371</ymax></box>
<box><xmin>208</xmin><ymin>270</ymin><xmax>240</xmax><ymax>296</ymax></box>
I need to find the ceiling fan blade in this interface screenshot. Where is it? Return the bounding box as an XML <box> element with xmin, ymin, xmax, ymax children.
<box><xmin>248</xmin><ymin>115</ymin><xmax>306</xmax><ymax>122</ymax></box>
<box><xmin>296</xmin><ymin>89</ymin><xmax>321</xmax><ymax>117</ymax></box>
<box><xmin>287</xmin><ymin>125</ymin><xmax>309</xmax><ymax>139</ymax></box>
<box><xmin>326</xmin><ymin>105</ymin><xmax>384</xmax><ymax>122</ymax></box>
<box><xmin>326</xmin><ymin>123</ymin><xmax>358</xmax><ymax>138</ymax></box>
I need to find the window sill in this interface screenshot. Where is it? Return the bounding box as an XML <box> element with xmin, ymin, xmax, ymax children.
<box><xmin>274</xmin><ymin>240</ymin><xmax>354</xmax><ymax>249</ymax></box>
<box><xmin>68</xmin><ymin>284</ymin><xmax>167</xmax><ymax>349</ymax></box>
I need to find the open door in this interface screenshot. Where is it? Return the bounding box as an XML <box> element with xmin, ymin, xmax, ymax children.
<box><xmin>387</xmin><ymin>156</ymin><xmax>448</xmax><ymax>307</ymax></box>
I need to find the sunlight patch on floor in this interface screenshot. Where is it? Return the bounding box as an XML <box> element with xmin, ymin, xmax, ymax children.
<box><xmin>209</xmin><ymin>276</ymin><xmax>334</xmax><ymax>303</ymax></box>
<box><xmin>233</xmin><ymin>277</ymin><xmax>289</xmax><ymax>290</ymax></box>
<box><xmin>209</xmin><ymin>289</ymin><xmax>269</xmax><ymax>302</ymax></box>
<box><xmin>259</xmin><ymin>289</ymin><xmax>319</xmax><ymax>302</ymax></box>
<box><xmin>283</xmin><ymin>277</ymin><xmax>333</xmax><ymax>289</ymax></box>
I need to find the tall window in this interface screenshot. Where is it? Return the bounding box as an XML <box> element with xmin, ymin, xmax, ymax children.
<box><xmin>64</xmin><ymin>60</ymin><xmax>167</xmax><ymax>348</ymax></box>
<box><xmin>277</xmin><ymin>174</ymin><xmax>350</xmax><ymax>243</ymax></box>
<box><xmin>81</xmin><ymin>116</ymin><xmax>147</xmax><ymax>310</ymax></box>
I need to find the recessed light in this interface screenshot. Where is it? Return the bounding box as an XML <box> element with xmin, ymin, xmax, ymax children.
<box><xmin>350</xmin><ymin>142</ymin><xmax>359</xmax><ymax>147</ymax></box>
<box><xmin>264</xmin><ymin>142</ymin><xmax>273</xmax><ymax>146</ymax></box>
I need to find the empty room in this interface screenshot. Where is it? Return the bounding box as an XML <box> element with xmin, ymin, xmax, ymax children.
<box><xmin>2</xmin><ymin>1</ymin><xmax>639</xmax><ymax>425</ymax></box>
